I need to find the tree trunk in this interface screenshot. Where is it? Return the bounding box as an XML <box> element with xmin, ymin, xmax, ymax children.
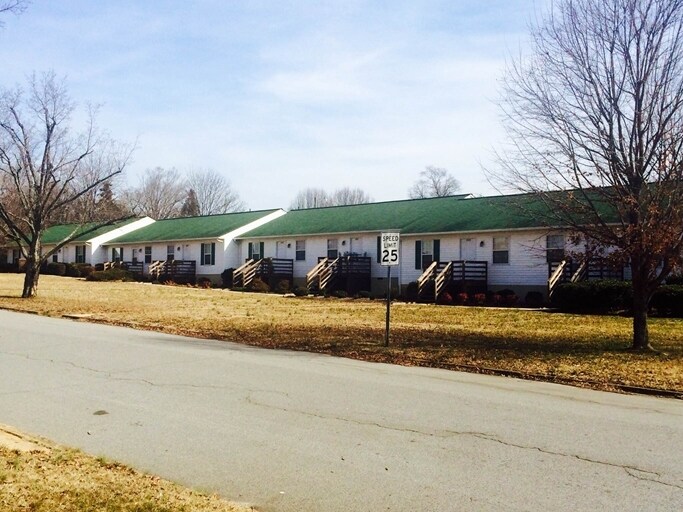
<box><xmin>631</xmin><ymin>271</ymin><xmax>653</xmax><ymax>351</ymax></box>
<box><xmin>21</xmin><ymin>245</ymin><xmax>41</xmax><ymax>299</ymax></box>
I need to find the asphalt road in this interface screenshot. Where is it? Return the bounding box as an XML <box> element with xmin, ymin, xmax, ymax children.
<box><xmin>0</xmin><ymin>309</ymin><xmax>681</xmax><ymax>511</ymax></box>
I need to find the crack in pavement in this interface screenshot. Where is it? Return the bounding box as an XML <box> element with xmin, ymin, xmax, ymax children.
<box><xmin>245</xmin><ymin>392</ymin><xmax>683</xmax><ymax>492</ymax></box>
<box><xmin>0</xmin><ymin>350</ymin><xmax>241</xmax><ymax>391</ymax></box>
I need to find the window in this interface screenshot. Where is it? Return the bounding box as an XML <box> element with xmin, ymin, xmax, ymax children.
<box><xmin>414</xmin><ymin>239</ymin><xmax>440</xmax><ymax>269</ymax></box>
<box><xmin>52</xmin><ymin>253</ymin><xmax>59</xmax><ymax>263</ymax></box>
<box><xmin>166</xmin><ymin>245</ymin><xmax>175</xmax><ymax>262</ymax></box>
<box><xmin>111</xmin><ymin>247</ymin><xmax>123</xmax><ymax>262</ymax></box>
<box><xmin>75</xmin><ymin>245</ymin><xmax>86</xmax><ymax>264</ymax></box>
<box><xmin>144</xmin><ymin>246</ymin><xmax>152</xmax><ymax>264</ymax></box>
<box><xmin>546</xmin><ymin>234</ymin><xmax>565</xmax><ymax>262</ymax></box>
<box><xmin>248</xmin><ymin>242</ymin><xmax>263</xmax><ymax>261</ymax></box>
<box><xmin>492</xmin><ymin>237</ymin><xmax>509</xmax><ymax>264</ymax></box>
<box><xmin>327</xmin><ymin>239</ymin><xmax>338</xmax><ymax>259</ymax></box>
<box><xmin>295</xmin><ymin>240</ymin><xmax>306</xmax><ymax>261</ymax></box>
<box><xmin>12</xmin><ymin>249</ymin><xmax>20</xmax><ymax>263</ymax></box>
<box><xmin>421</xmin><ymin>240</ymin><xmax>433</xmax><ymax>269</ymax></box>
<box><xmin>201</xmin><ymin>242</ymin><xmax>215</xmax><ymax>266</ymax></box>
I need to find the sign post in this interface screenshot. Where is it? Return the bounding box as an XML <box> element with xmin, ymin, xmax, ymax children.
<box><xmin>380</xmin><ymin>232</ymin><xmax>400</xmax><ymax>346</ymax></box>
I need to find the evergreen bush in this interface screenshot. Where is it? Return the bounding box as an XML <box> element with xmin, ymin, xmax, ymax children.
<box><xmin>551</xmin><ymin>280</ymin><xmax>632</xmax><ymax>313</ymax></box>
<box><xmin>85</xmin><ymin>268</ymin><xmax>135</xmax><ymax>282</ymax></box>
<box><xmin>650</xmin><ymin>285</ymin><xmax>683</xmax><ymax>317</ymax></box>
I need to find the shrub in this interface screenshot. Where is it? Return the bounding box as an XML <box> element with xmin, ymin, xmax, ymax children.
<box><xmin>221</xmin><ymin>268</ymin><xmax>234</xmax><ymax>288</ymax></box>
<box><xmin>437</xmin><ymin>291</ymin><xmax>453</xmax><ymax>305</ymax></box>
<box><xmin>356</xmin><ymin>290</ymin><xmax>372</xmax><ymax>299</ymax></box>
<box><xmin>332</xmin><ymin>289</ymin><xmax>348</xmax><ymax>298</ymax></box>
<box><xmin>497</xmin><ymin>288</ymin><xmax>516</xmax><ymax>297</ymax></box>
<box><xmin>85</xmin><ymin>268</ymin><xmax>135</xmax><ymax>282</ymax></box>
<box><xmin>197</xmin><ymin>277</ymin><xmax>213</xmax><ymax>289</ymax></box>
<box><xmin>74</xmin><ymin>263</ymin><xmax>95</xmax><ymax>278</ymax></box>
<box><xmin>503</xmin><ymin>294</ymin><xmax>519</xmax><ymax>307</ymax></box>
<box><xmin>472</xmin><ymin>293</ymin><xmax>487</xmax><ymax>306</ymax></box>
<box><xmin>275</xmin><ymin>279</ymin><xmax>291</xmax><ymax>294</ymax></box>
<box><xmin>94</xmin><ymin>263</ymin><xmax>105</xmax><ymax>271</ymax></box>
<box><xmin>551</xmin><ymin>280</ymin><xmax>632</xmax><ymax>313</ymax></box>
<box><xmin>650</xmin><ymin>285</ymin><xmax>683</xmax><ymax>317</ymax></box>
<box><xmin>525</xmin><ymin>291</ymin><xmax>545</xmax><ymax>308</ymax></box>
<box><xmin>489</xmin><ymin>293</ymin><xmax>503</xmax><ymax>306</ymax></box>
<box><xmin>405</xmin><ymin>281</ymin><xmax>419</xmax><ymax>302</ymax></box>
<box><xmin>665</xmin><ymin>273</ymin><xmax>683</xmax><ymax>285</ymax></box>
<box><xmin>248</xmin><ymin>277</ymin><xmax>270</xmax><ymax>293</ymax></box>
<box><xmin>454</xmin><ymin>292</ymin><xmax>468</xmax><ymax>305</ymax></box>
<box><xmin>292</xmin><ymin>287</ymin><xmax>308</xmax><ymax>297</ymax></box>
<box><xmin>0</xmin><ymin>263</ymin><xmax>19</xmax><ymax>274</ymax></box>
<box><xmin>44</xmin><ymin>262</ymin><xmax>67</xmax><ymax>276</ymax></box>
<box><xmin>64</xmin><ymin>263</ymin><xmax>79</xmax><ymax>277</ymax></box>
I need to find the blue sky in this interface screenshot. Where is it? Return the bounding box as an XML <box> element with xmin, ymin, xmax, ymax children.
<box><xmin>0</xmin><ymin>1</ymin><xmax>542</xmax><ymax>210</ymax></box>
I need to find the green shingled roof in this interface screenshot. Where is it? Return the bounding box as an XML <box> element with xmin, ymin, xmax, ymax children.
<box><xmin>41</xmin><ymin>219</ymin><xmax>138</xmax><ymax>245</ymax></box>
<box><xmin>239</xmin><ymin>193</ymin><xmax>614</xmax><ymax>238</ymax></box>
<box><xmin>108</xmin><ymin>210</ymin><xmax>280</xmax><ymax>244</ymax></box>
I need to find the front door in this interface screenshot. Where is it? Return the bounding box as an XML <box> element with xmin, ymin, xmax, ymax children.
<box><xmin>276</xmin><ymin>241</ymin><xmax>287</xmax><ymax>258</ymax></box>
<box><xmin>349</xmin><ymin>237</ymin><xmax>363</xmax><ymax>256</ymax></box>
<box><xmin>460</xmin><ymin>238</ymin><xmax>477</xmax><ymax>261</ymax></box>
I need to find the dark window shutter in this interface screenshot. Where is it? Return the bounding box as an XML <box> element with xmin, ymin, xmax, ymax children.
<box><xmin>434</xmin><ymin>239</ymin><xmax>440</xmax><ymax>262</ymax></box>
<box><xmin>200</xmin><ymin>243</ymin><xmax>205</xmax><ymax>265</ymax></box>
<box><xmin>211</xmin><ymin>243</ymin><xmax>216</xmax><ymax>265</ymax></box>
<box><xmin>415</xmin><ymin>241</ymin><xmax>422</xmax><ymax>270</ymax></box>
<box><xmin>376</xmin><ymin>236</ymin><xmax>381</xmax><ymax>263</ymax></box>
<box><xmin>248</xmin><ymin>242</ymin><xmax>253</xmax><ymax>260</ymax></box>
<box><xmin>259</xmin><ymin>242</ymin><xmax>265</xmax><ymax>260</ymax></box>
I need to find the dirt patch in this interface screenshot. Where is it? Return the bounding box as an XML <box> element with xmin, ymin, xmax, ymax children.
<box><xmin>0</xmin><ymin>424</ymin><xmax>48</xmax><ymax>453</ymax></box>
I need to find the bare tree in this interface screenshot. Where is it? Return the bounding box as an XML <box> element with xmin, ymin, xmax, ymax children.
<box><xmin>180</xmin><ymin>188</ymin><xmax>200</xmax><ymax>217</ymax></box>
<box><xmin>290</xmin><ymin>187</ymin><xmax>373</xmax><ymax>209</ymax></box>
<box><xmin>0</xmin><ymin>0</ymin><xmax>27</xmax><ymax>27</ymax></box>
<box><xmin>328</xmin><ymin>187</ymin><xmax>373</xmax><ymax>206</ymax></box>
<box><xmin>290</xmin><ymin>188</ymin><xmax>330</xmax><ymax>209</ymax></box>
<box><xmin>186</xmin><ymin>168</ymin><xmax>244</xmax><ymax>215</ymax></box>
<box><xmin>51</xmin><ymin>152</ymin><xmax>130</xmax><ymax>223</ymax></box>
<box><xmin>408</xmin><ymin>166</ymin><xmax>461</xmax><ymax>198</ymax></box>
<box><xmin>493</xmin><ymin>0</ymin><xmax>683</xmax><ymax>350</ymax></box>
<box><xmin>122</xmin><ymin>167</ymin><xmax>185</xmax><ymax>219</ymax></box>
<box><xmin>0</xmin><ymin>72</ymin><xmax>133</xmax><ymax>297</ymax></box>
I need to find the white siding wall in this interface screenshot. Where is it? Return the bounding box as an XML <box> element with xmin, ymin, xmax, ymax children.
<box><xmin>239</xmin><ymin>229</ymin><xmax>574</xmax><ymax>291</ymax></box>
<box><xmin>103</xmin><ymin>240</ymin><xmax>225</xmax><ymax>276</ymax></box>
<box><xmin>240</xmin><ymin>234</ymin><xmax>384</xmax><ymax>279</ymax></box>
<box><xmin>400</xmin><ymin>231</ymin><xmax>553</xmax><ymax>288</ymax></box>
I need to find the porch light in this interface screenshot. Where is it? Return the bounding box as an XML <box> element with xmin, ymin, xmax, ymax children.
<box><xmin>479</xmin><ymin>241</ymin><xmax>485</xmax><ymax>247</ymax></box>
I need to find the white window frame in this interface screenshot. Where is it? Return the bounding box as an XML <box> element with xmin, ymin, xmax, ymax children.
<box><xmin>546</xmin><ymin>234</ymin><xmax>565</xmax><ymax>262</ymax></box>
<box><xmin>492</xmin><ymin>237</ymin><xmax>509</xmax><ymax>264</ymax></box>
<box><xmin>327</xmin><ymin>239</ymin><xmax>338</xmax><ymax>259</ymax></box>
<box><xmin>295</xmin><ymin>240</ymin><xmax>306</xmax><ymax>261</ymax></box>
<box><xmin>201</xmin><ymin>243</ymin><xmax>215</xmax><ymax>266</ymax></box>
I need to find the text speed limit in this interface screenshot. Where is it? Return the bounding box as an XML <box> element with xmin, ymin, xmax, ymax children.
<box><xmin>380</xmin><ymin>232</ymin><xmax>400</xmax><ymax>266</ymax></box>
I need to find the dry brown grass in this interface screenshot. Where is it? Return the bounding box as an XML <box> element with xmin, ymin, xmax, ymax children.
<box><xmin>0</xmin><ymin>274</ymin><xmax>681</xmax><ymax>393</ymax></box>
<box><xmin>0</xmin><ymin>430</ymin><xmax>253</xmax><ymax>512</ymax></box>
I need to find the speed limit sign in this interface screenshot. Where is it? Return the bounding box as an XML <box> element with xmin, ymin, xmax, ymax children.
<box><xmin>380</xmin><ymin>232</ymin><xmax>400</xmax><ymax>266</ymax></box>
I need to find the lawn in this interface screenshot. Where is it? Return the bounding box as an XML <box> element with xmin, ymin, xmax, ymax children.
<box><xmin>0</xmin><ymin>426</ymin><xmax>253</xmax><ymax>512</ymax></box>
<box><xmin>0</xmin><ymin>274</ymin><xmax>681</xmax><ymax>393</ymax></box>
